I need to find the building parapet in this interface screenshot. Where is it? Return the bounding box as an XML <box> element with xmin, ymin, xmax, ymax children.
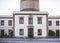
<box><xmin>13</xmin><ymin>11</ymin><xmax>48</xmax><ymax>15</ymax></box>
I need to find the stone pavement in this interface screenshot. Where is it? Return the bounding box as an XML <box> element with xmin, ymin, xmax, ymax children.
<box><xmin>0</xmin><ymin>38</ymin><xmax>60</xmax><ymax>43</ymax></box>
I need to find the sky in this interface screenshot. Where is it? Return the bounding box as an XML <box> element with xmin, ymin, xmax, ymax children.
<box><xmin>0</xmin><ymin>0</ymin><xmax>60</xmax><ymax>16</ymax></box>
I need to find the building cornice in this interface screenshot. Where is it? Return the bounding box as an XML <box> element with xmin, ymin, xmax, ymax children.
<box><xmin>13</xmin><ymin>11</ymin><xmax>48</xmax><ymax>15</ymax></box>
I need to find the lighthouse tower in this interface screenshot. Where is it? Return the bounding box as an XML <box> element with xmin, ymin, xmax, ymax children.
<box><xmin>20</xmin><ymin>0</ymin><xmax>39</xmax><ymax>11</ymax></box>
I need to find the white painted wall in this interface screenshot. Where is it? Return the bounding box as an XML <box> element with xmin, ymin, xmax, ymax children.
<box><xmin>33</xmin><ymin>15</ymin><xmax>47</xmax><ymax>37</ymax></box>
<box><xmin>0</xmin><ymin>18</ymin><xmax>13</xmax><ymax>36</ymax></box>
<box><xmin>48</xmin><ymin>19</ymin><xmax>60</xmax><ymax>36</ymax></box>
<box><xmin>14</xmin><ymin>15</ymin><xmax>29</xmax><ymax>37</ymax></box>
<box><xmin>14</xmin><ymin>14</ymin><xmax>48</xmax><ymax>37</ymax></box>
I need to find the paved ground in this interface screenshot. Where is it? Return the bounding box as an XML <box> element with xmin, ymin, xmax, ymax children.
<box><xmin>0</xmin><ymin>38</ymin><xmax>60</xmax><ymax>43</ymax></box>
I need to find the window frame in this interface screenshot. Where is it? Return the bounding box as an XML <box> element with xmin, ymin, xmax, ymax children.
<box><xmin>37</xmin><ymin>17</ymin><xmax>42</xmax><ymax>24</ymax></box>
<box><xmin>38</xmin><ymin>29</ymin><xmax>42</xmax><ymax>35</ymax></box>
<box><xmin>56</xmin><ymin>21</ymin><xmax>59</xmax><ymax>26</ymax></box>
<box><xmin>29</xmin><ymin>17</ymin><xmax>33</xmax><ymax>24</ymax></box>
<box><xmin>19</xmin><ymin>17</ymin><xmax>24</xmax><ymax>24</ymax></box>
<box><xmin>1</xmin><ymin>20</ymin><xmax>4</xmax><ymax>26</ymax></box>
<box><xmin>48</xmin><ymin>21</ymin><xmax>52</xmax><ymax>26</ymax></box>
<box><xmin>8</xmin><ymin>20</ymin><xmax>12</xmax><ymax>26</ymax></box>
<box><xmin>19</xmin><ymin>29</ymin><xmax>24</xmax><ymax>35</ymax></box>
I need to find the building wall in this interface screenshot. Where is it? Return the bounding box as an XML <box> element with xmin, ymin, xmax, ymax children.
<box><xmin>48</xmin><ymin>19</ymin><xmax>60</xmax><ymax>36</ymax></box>
<box><xmin>33</xmin><ymin>15</ymin><xmax>48</xmax><ymax>37</ymax></box>
<box><xmin>1</xmin><ymin>15</ymin><xmax>60</xmax><ymax>37</ymax></box>
<box><xmin>0</xmin><ymin>18</ymin><xmax>13</xmax><ymax>36</ymax></box>
<box><xmin>14</xmin><ymin>15</ymin><xmax>28</xmax><ymax>37</ymax></box>
<box><xmin>14</xmin><ymin>14</ymin><xmax>48</xmax><ymax>37</ymax></box>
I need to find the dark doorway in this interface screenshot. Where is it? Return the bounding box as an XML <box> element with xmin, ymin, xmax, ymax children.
<box><xmin>56</xmin><ymin>30</ymin><xmax>59</xmax><ymax>36</ymax></box>
<box><xmin>28</xmin><ymin>28</ymin><xmax>33</xmax><ymax>38</ymax></box>
<box><xmin>1</xmin><ymin>30</ymin><xmax>4</xmax><ymax>36</ymax></box>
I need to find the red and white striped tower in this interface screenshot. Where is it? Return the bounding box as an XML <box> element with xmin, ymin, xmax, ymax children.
<box><xmin>20</xmin><ymin>0</ymin><xmax>39</xmax><ymax>11</ymax></box>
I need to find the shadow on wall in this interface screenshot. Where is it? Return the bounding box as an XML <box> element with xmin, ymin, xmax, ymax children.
<box><xmin>48</xmin><ymin>30</ymin><xmax>55</xmax><ymax>36</ymax></box>
<box><xmin>0</xmin><ymin>30</ymin><xmax>13</xmax><ymax>38</ymax></box>
<box><xmin>48</xmin><ymin>30</ymin><xmax>60</xmax><ymax>37</ymax></box>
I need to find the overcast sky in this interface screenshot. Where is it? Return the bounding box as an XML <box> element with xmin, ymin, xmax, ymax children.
<box><xmin>0</xmin><ymin>0</ymin><xmax>60</xmax><ymax>16</ymax></box>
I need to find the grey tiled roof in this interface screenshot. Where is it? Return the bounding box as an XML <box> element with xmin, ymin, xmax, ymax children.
<box><xmin>0</xmin><ymin>13</ymin><xmax>60</xmax><ymax>19</ymax></box>
<box><xmin>48</xmin><ymin>16</ymin><xmax>60</xmax><ymax>19</ymax></box>
<box><xmin>0</xmin><ymin>15</ymin><xmax>13</xmax><ymax>17</ymax></box>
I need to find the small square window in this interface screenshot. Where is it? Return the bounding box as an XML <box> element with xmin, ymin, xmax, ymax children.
<box><xmin>29</xmin><ymin>17</ymin><xmax>33</xmax><ymax>24</ymax></box>
<box><xmin>19</xmin><ymin>29</ymin><xmax>24</xmax><ymax>35</ymax></box>
<box><xmin>8</xmin><ymin>20</ymin><xmax>12</xmax><ymax>26</ymax></box>
<box><xmin>48</xmin><ymin>21</ymin><xmax>52</xmax><ymax>26</ymax></box>
<box><xmin>19</xmin><ymin>17</ymin><xmax>24</xmax><ymax>24</ymax></box>
<box><xmin>56</xmin><ymin>21</ymin><xmax>59</xmax><ymax>26</ymax></box>
<box><xmin>37</xmin><ymin>17</ymin><xmax>42</xmax><ymax>24</ymax></box>
<box><xmin>38</xmin><ymin>29</ymin><xmax>42</xmax><ymax>35</ymax></box>
<box><xmin>1</xmin><ymin>20</ymin><xmax>4</xmax><ymax>26</ymax></box>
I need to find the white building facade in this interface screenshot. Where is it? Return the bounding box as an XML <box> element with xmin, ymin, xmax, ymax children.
<box><xmin>48</xmin><ymin>16</ymin><xmax>60</xmax><ymax>36</ymax></box>
<box><xmin>0</xmin><ymin>15</ymin><xmax>13</xmax><ymax>37</ymax></box>
<box><xmin>0</xmin><ymin>0</ymin><xmax>60</xmax><ymax>38</ymax></box>
<box><xmin>13</xmin><ymin>12</ymin><xmax>48</xmax><ymax>38</ymax></box>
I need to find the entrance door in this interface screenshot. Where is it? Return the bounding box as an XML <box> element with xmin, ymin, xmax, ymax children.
<box><xmin>28</xmin><ymin>28</ymin><xmax>33</xmax><ymax>38</ymax></box>
<box><xmin>1</xmin><ymin>30</ymin><xmax>4</xmax><ymax>36</ymax></box>
<box><xmin>56</xmin><ymin>30</ymin><xmax>59</xmax><ymax>36</ymax></box>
